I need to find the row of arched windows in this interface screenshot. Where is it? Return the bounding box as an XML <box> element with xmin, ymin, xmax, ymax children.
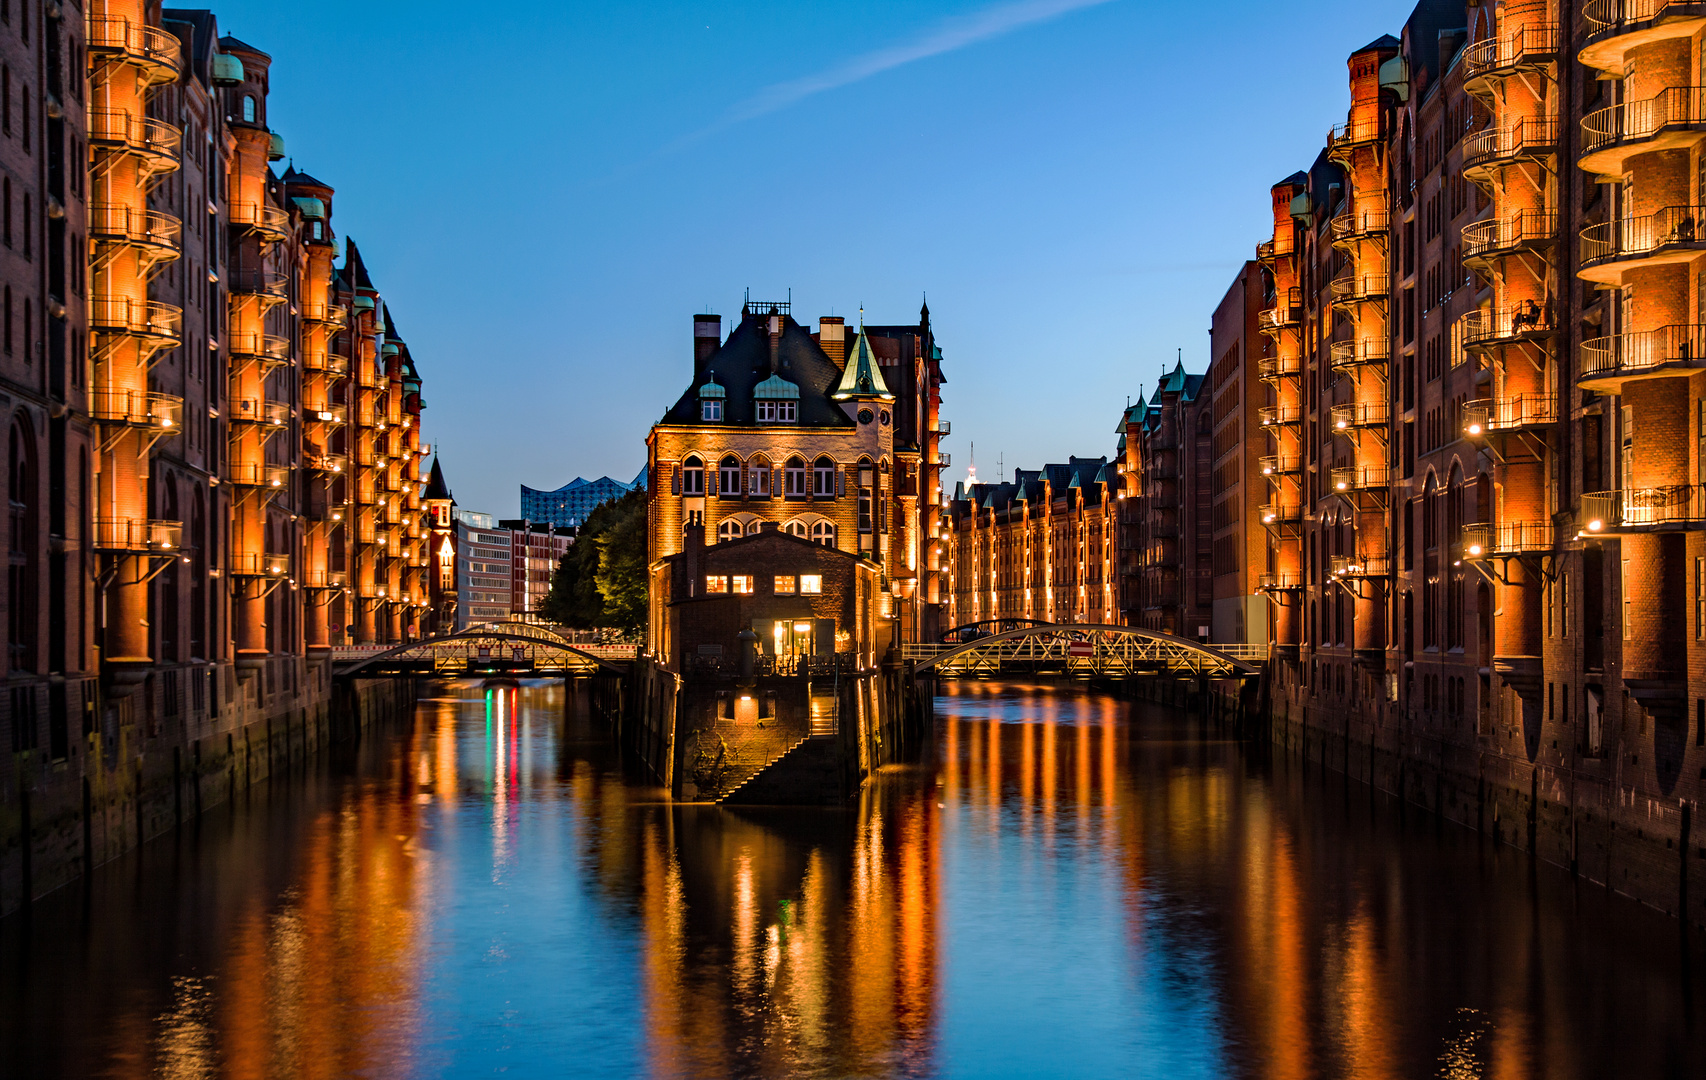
<box><xmin>714</xmin><ymin>515</ymin><xmax>837</xmax><ymax>546</ymax></box>
<box><xmin>681</xmin><ymin>453</ymin><xmax>878</xmax><ymax>499</ymax></box>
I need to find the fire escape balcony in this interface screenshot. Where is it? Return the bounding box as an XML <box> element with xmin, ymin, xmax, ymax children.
<box><xmin>86</xmin><ymin>109</ymin><xmax>181</xmax><ymax>175</ymax></box>
<box><xmin>305</xmin><ymin>346</ymin><xmax>351</xmax><ymax>377</ymax></box>
<box><xmin>228</xmin><ymin>398</ymin><xmax>291</xmax><ymax>428</ymax></box>
<box><xmin>1461</xmin><ymin>23</ymin><xmax>1559</xmax><ymax>98</ymax></box>
<box><xmin>229</xmin><ymin>202</ymin><xmax>292</xmax><ymax>244</ymax></box>
<box><xmin>229</xmin><ymin>332</ymin><xmax>291</xmax><ymax>373</ymax></box>
<box><xmin>1463</xmin><ymin>520</ymin><xmax>1552</xmax><ymax>558</ymax></box>
<box><xmin>1580</xmin><ymin>2</ymin><xmax>1706</xmax><ymax>76</ymax></box>
<box><xmin>228</xmin><ymin>268</ymin><xmax>290</xmax><ymax>301</ymax></box>
<box><xmin>1580</xmin><ymin>323</ymin><xmax>1706</xmax><ymax>390</ymax></box>
<box><xmin>88</xmin><ymin>387</ymin><xmax>181</xmax><ymax>432</ymax></box>
<box><xmin>230</xmin><ymin>552</ymin><xmax>292</xmax><ymax>578</ymax></box>
<box><xmin>305</xmin><ymin>401</ymin><xmax>349</xmax><ymax>427</ymax></box>
<box><xmin>305</xmin><ymin>452</ymin><xmax>348</xmax><ymax>475</ymax></box>
<box><xmin>88</xmin><ymin>204</ymin><xmax>181</xmax><ymax>269</ymax></box>
<box><xmin>87</xmin><ymin>16</ymin><xmax>185</xmax><ymax>85</ymax></box>
<box><xmin>1329</xmin><ymin>271</ymin><xmax>1389</xmax><ymax>313</ymax></box>
<box><xmin>932</xmin><ymin>418</ymin><xmax>951</xmax><ymax>435</ymax></box>
<box><xmin>355</xmin><ymin>360</ymin><xmax>385</xmax><ymax>390</ymax></box>
<box><xmin>1330</xmin><ymin>401</ymin><xmax>1387</xmax><ymax>433</ymax></box>
<box><xmin>89</xmin><ymin>295</ymin><xmax>182</xmax><ymax>346</ymax></box>
<box><xmin>92</xmin><ymin>517</ymin><xmax>182</xmax><ymax>552</ymax></box>
<box><xmin>1260</xmin><ymin>454</ymin><xmax>1302</xmax><ymax>478</ymax></box>
<box><xmin>305</xmin><ymin>490</ymin><xmax>346</xmax><ymax>521</ymax></box>
<box><xmin>1579</xmin><ymin>204</ymin><xmax>1706</xmax><ymax>283</ymax></box>
<box><xmin>1329</xmin><ymin>339</ymin><xmax>1390</xmax><ymax>376</ymax></box>
<box><xmin>1256</xmin><ymin>239</ymin><xmax>1275</xmax><ymax>264</ymax></box>
<box><xmin>1257</xmin><ymin>288</ymin><xmax>1303</xmax><ymax>336</ymax></box>
<box><xmin>1327</xmin><ymin>116</ymin><xmax>1383</xmax><ymax>163</ymax></box>
<box><xmin>1581</xmin><ymin>485</ymin><xmax>1706</xmax><ymax>534</ymax></box>
<box><xmin>1328</xmin><ymin>554</ymin><xmax>1389</xmax><ymax>579</ymax></box>
<box><xmin>1258</xmin><ymin>572</ymin><xmax>1304</xmax><ymax>592</ymax></box>
<box><xmin>1330</xmin><ymin>465</ymin><xmax>1390</xmax><ymax>493</ymax></box>
<box><xmin>1462</xmin><ymin>394</ymin><xmax>1558</xmax><ymax>437</ymax></box>
<box><xmin>1329</xmin><ymin>208</ymin><xmax>1389</xmax><ymax>248</ymax></box>
<box><xmin>1259</xmin><ymin>502</ymin><xmax>1304</xmax><ymax>529</ymax></box>
<box><xmin>1258</xmin><ymin>405</ymin><xmax>1303</xmax><ymax>431</ymax></box>
<box><xmin>228</xmin><ymin>462</ymin><xmax>292</xmax><ymax>490</ymax></box>
<box><xmin>1459</xmin><ymin>305</ymin><xmax>1554</xmax><ymax>352</ymax></box>
<box><xmin>1462</xmin><ymin>210</ymin><xmax>1559</xmax><ymax>269</ymax></box>
<box><xmin>1463</xmin><ymin>119</ymin><xmax>1560</xmax><ymax>183</ymax></box>
<box><xmin>304</xmin><ymin>570</ymin><xmax>349</xmax><ymax>590</ymax></box>
<box><xmin>301</xmin><ymin>302</ymin><xmax>349</xmax><ymax>327</ymax></box>
<box><xmin>1258</xmin><ymin>354</ymin><xmax>1303</xmax><ymax>381</ymax></box>
<box><xmin>1581</xmin><ymin>87</ymin><xmax>1706</xmax><ymax>177</ymax></box>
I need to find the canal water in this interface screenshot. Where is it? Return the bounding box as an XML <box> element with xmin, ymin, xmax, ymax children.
<box><xmin>2</xmin><ymin>681</ymin><xmax>1702</xmax><ymax>1078</ymax></box>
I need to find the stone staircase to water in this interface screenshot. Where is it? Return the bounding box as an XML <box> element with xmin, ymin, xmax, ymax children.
<box><xmin>719</xmin><ymin>736</ymin><xmax>846</xmax><ymax>805</ymax></box>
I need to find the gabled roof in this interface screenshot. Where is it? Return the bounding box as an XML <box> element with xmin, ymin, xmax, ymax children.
<box><xmin>217</xmin><ymin>33</ymin><xmax>269</xmax><ymax>59</ymax></box>
<box><xmin>343</xmin><ymin>237</ymin><xmax>375</xmax><ymax>290</ymax></box>
<box><xmin>1354</xmin><ymin>33</ymin><xmax>1401</xmax><ymax>55</ymax></box>
<box><xmin>423</xmin><ymin>457</ymin><xmax>453</xmax><ymax>503</ymax></box>
<box><xmin>832</xmin><ymin>328</ymin><xmax>894</xmax><ymax>400</ymax></box>
<box><xmin>659</xmin><ymin>310</ymin><xmax>855</xmax><ymax>428</ymax></box>
<box><xmin>281</xmin><ymin>165</ymin><xmax>331</xmax><ymax>191</ymax></box>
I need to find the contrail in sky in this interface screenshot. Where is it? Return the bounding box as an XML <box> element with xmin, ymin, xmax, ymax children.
<box><xmin>650</xmin><ymin>0</ymin><xmax>1119</xmax><ymax>160</ymax></box>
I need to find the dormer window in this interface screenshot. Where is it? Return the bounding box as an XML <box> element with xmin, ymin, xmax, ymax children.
<box><xmin>701</xmin><ymin>399</ymin><xmax>722</xmax><ymax>421</ymax></box>
<box><xmin>754</xmin><ymin>373</ymin><xmax>799</xmax><ymax>423</ymax></box>
<box><xmin>757</xmin><ymin>400</ymin><xmax>796</xmax><ymax>423</ymax></box>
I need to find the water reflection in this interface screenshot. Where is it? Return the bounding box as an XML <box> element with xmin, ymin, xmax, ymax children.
<box><xmin>1</xmin><ymin>681</ymin><xmax>1702</xmax><ymax>1078</ymax></box>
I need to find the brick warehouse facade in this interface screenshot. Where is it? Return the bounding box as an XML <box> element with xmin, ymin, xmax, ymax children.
<box><xmin>1</xmin><ymin>3</ymin><xmax>429</xmax><ymax>913</ymax></box>
<box><xmin>1124</xmin><ymin>0</ymin><xmax>1706</xmax><ymax>923</ymax></box>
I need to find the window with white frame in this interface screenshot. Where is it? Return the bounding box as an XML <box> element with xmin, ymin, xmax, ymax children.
<box><xmin>812</xmin><ymin>456</ymin><xmax>836</xmax><ymax>497</ymax></box>
<box><xmin>719</xmin><ymin>456</ymin><xmax>741</xmax><ymax>496</ymax></box>
<box><xmin>784</xmin><ymin>457</ymin><xmax>807</xmax><ymax>497</ymax></box>
<box><xmin>682</xmin><ymin>456</ymin><xmax>704</xmax><ymax>495</ymax></box>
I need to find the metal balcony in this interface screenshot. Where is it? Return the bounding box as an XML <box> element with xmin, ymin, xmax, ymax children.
<box><xmin>1259</xmin><ymin>502</ymin><xmax>1303</xmax><ymax>527</ymax></box>
<box><xmin>1329</xmin><ymin>208</ymin><xmax>1389</xmax><ymax>247</ymax></box>
<box><xmin>231</xmin><ymin>552</ymin><xmax>292</xmax><ymax>577</ymax></box>
<box><xmin>305</xmin><ymin>348</ymin><xmax>351</xmax><ymax>377</ymax></box>
<box><xmin>89</xmin><ymin>295</ymin><xmax>183</xmax><ymax>345</ymax></box>
<box><xmin>229</xmin><ymin>462</ymin><xmax>292</xmax><ymax>490</ymax></box>
<box><xmin>1581</xmin><ymin>485</ymin><xmax>1706</xmax><ymax>534</ymax></box>
<box><xmin>1329</xmin><ymin>271</ymin><xmax>1389</xmax><ymax>311</ymax></box>
<box><xmin>932</xmin><ymin>419</ymin><xmax>951</xmax><ymax>435</ymax></box>
<box><xmin>303</xmin><ymin>570</ymin><xmax>349</xmax><ymax>590</ymax></box>
<box><xmin>1463</xmin><ymin>520</ymin><xmax>1552</xmax><ymax>557</ymax></box>
<box><xmin>1330</xmin><ymin>401</ymin><xmax>1387</xmax><ymax>432</ymax></box>
<box><xmin>305</xmin><ymin>402</ymin><xmax>349</xmax><ymax>427</ymax></box>
<box><xmin>1258</xmin><ymin>405</ymin><xmax>1303</xmax><ymax>430</ymax></box>
<box><xmin>1461</xmin><ymin>24</ymin><xmax>1559</xmax><ymax>96</ymax></box>
<box><xmin>88</xmin><ymin>205</ymin><xmax>181</xmax><ymax>268</ymax></box>
<box><xmin>1462</xmin><ymin>210</ymin><xmax>1558</xmax><ymax>267</ymax></box>
<box><xmin>938</xmin><ymin>452</ymin><xmax>952</xmax><ymax>468</ymax></box>
<box><xmin>1259</xmin><ymin>454</ymin><xmax>1301</xmax><ymax>477</ymax></box>
<box><xmin>86</xmin><ymin>110</ymin><xmax>181</xmax><ymax>175</ymax></box>
<box><xmin>88</xmin><ymin>388</ymin><xmax>181</xmax><ymax>432</ymax></box>
<box><xmin>1258</xmin><ymin>287</ymin><xmax>1304</xmax><ymax>336</ymax></box>
<box><xmin>228</xmin><ymin>268</ymin><xmax>290</xmax><ymax>300</ymax></box>
<box><xmin>306</xmin><ymin>452</ymin><xmax>348</xmax><ymax>475</ymax></box>
<box><xmin>1579</xmin><ymin>203</ymin><xmax>1706</xmax><ymax>282</ymax></box>
<box><xmin>302</xmin><ymin>302</ymin><xmax>349</xmax><ymax>328</ymax></box>
<box><xmin>1330</xmin><ymin>465</ymin><xmax>1390</xmax><ymax>493</ymax></box>
<box><xmin>1327</xmin><ymin>116</ymin><xmax>1383</xmax><ymax>162</ymax></box>
<box><xmin>1581</xmin><ymin>2</ymin><xmax>1706</xmax><ymax>74</ymax></box>
<box><xmin>1462</xmin><ymin>394</ymin><xmax>1558</xmax><ymax>436</ymax></box>
<box><xmin>1581</xmin><ymin>323</ymin><xmax>1706</xmax><ymax>389</ymax></box>
<box><xmin>1329</xmin><ymin>339</ymin><xmax>1390</xmax><ymax>375</ymax></box>
<box><xmin>1463</xmin><ymin>119</ymin><xmax>1560</xmax><ymax>181</ymax></box>
<box><xmin>228</xmin><ymin>332</ymin><xmax>291</xmax><ymax>369</ymax></box>
<box><xmin>1328</xmin><ymin>554</ymin><xmax>1388</xmax><ymax>578</ymax></box>
<box><xmin>229</xmin><ymin>202</ymin><xmax>291</xmax><ymax>244</ymax></box>
<box><xmin>93</xmin><ymin>517</ymin><xmax>182</xmax><ymax>552</ymax></box>
<box><xmin>1581</xmin><ymin>87</ymin><xmax>1706</xmax><ymax>177</ymax></box>
<box><xmin>1256</xmin><ymin>239</ymin><xmax>1275</xmax><ymax>264</ymax></box>
<box><xmin>228</xmin><ymin>398</ymin><xmax>290</xmax><ymax>427</ymax></box>
<box><xmin>1459</xmin><ymin>305</ymin><xmax>1554</xmax><ymax>351</ymax></box>
<box><xmin>1258</xmin><ymin>354</ymin><xmax>1303</xmax><ymax>381</ymax></box>
<box><xmin>356</xmin><ymin>361</ymin><xmax>385</xmax><ymax>389</ymax></box>
<box><xmin>1257</xmin><ymin>572</ymin><xmax>1304</xmax><ymax>591</ymax></box>
<box><xmin>87</xmin><ymin>16</ymin><xmax>184</xmax><ymax>85</ymax></box>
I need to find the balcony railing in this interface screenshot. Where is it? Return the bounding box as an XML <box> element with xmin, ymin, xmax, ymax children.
<box><xmin>356</xmin><ymin>361</ymin><xmax>384</xmax><ymax>389</ymax></box>
<box><xmin>87</xmin><ymin>16</ymin><xmax>184</xmax><ymax>84</ymax></box>
<box><xmin>1461</xmin><ymin>24</ymin><xmax>1559</xmax><ymax>85</ymax></box>
<box><xmin>1463</xmin><ymin>118</ymin><xmax>1560</xmax><ymax>173</ymax></box>
<box><xmin>1330</xmin><ymin>401</ymin><xmax>1386</xmax><ymax>431</ymax></box>
<box><xmin>1258</xmin><ymin>354</ymin><xmax>1303</xmax><ymax>380</ymax></box>
<box><xmin>1581</xmin><ymin>203</ymin><xmax>1706</xmax><ymax>273</ymax></box>
<box><xmin>1258</xmin><ymin>572</ymin><xmax>1304</xmax><ymax>591</ymax></box>
<box><xmin>1330</xmin><ymin>465</ymin><xmax>1390</xmax><ymax>492</ymax></box>
<box><xmin>228</xmin><ymin>332</ymin><xmax>291</xmax><ymax>365</ymax></box>
<box><xmin>228</xmin><ymin>462</ymin><xmax>291</xmax><ymax>489</ymax></box>
<box><xmin>1259</xmin><ymin>502</ymin><xmax>1304</xmax><ymax>526</ymax></box>
<box><xmin>88</xmin><ymin>295</ymin><xmax>182</xmax><ymax>343</ymax></box>
<box><xmin>1256</xmin><ymin>239</ymin><xmax>1276</xmax><ymax>263</ymax></box>
<box><xmin>92</xmin><ymin>517</ymin><xmax>182</xmax><ymax>552</ymax></box>
<box><xmin>305</xmin><ymin>401</ymin><xmax>349</xmax><ymax>426</ymax></box>
<box><xmin>1581</xmin><ymin>485</ymin><xmax>1706</xmax><ymax>533</ymax></box>
<box><xmin>88</xmin><ymin>388</ymin><xmax>181</xmax><ymax>431</ymax></box>
<box><xmin>1329</xmin><ymin>207</ymin><xmax>1389</xmax><ymax>245</ymax></box>
<box><xmin>938</xmin><ymin>452</ymin><xmax>952</xmax><ymax>468</ymax></box>
<box><xmin>229</xmin><ymin>202</ymin><xmax>291</xmax><ymax>243</ymax></box>
<box><xmin>1582</xmin><ymin>2</ymin><xmax>1706</xmax><ymax>49</ymax></box>
<box><xmin>303</xmin><ymin>570</ymin><xmax>350</xmax><ymax>590</ymax></box>
<box><xmin>1329</xmin><ymin>339</ymin><xmax>1391</xmax><ymax>373</ymax></box>
<box><xmin>86</xmin><ymin>109</ymin><xmax>181</xmax><ymax>171</ymax></box>
<box><xmin>306</xmin><ymin>452</ymin><xmax>348</xmax><ymax>475</ymax></box>
<box><xmin>1462</xmin><ymin>210</ymin><xmax>1558</xmax><ymax>262</ymax></box>
<box><xmin>231</xmin><ymin>552</ymin><xmax>292</xmax><ymax>577</ymax></box>
<box><xmin>1328</xmin><ymin>116</ymin><xmax>1384</xmax><ymax>158</ymax></box>
<box><xmin>1582</xmin><ymin>323</ymin><xmax>1706</xmax><ymax>382</ymax></box>
<box><xmin>1259</xmin><ymin>454</ymin><xmax>1302</xmax><ymax>477</ymax></box>
<box><xmin>1329</xmin><ymin>271</ymin><xmax>1389</xmax><ymax>307</ymax></box>
<box><xmin>87</xmin><ymin>204</ymin><xmax>181</xmax><ymax>260</ymax></box>
<box><xmin>1460</xmin><ymin>304</ymin><xmax>1553</xmax><ymax>349</ymax></box>
<box><xmin>932</xmin><ymin>419</ymin><xmax>951</xmax><ymax>435</ymax></box>
<box><xmin>1462</xmin><ymin>394</ymin><xmax>1558</xmax><ymax>435</ymax></box>
<box><xmin>227</xmin><ymin>268</ymin><xmax>290</xmax><ymax>299</ymax></box>
<box><xmin>301</xmin><ymin>302</ymin><xmax>349</xmax><ymax>327</ymax></box>
<box><xmin>1582</xmin><ymin>87</ymin><xmax>1706</xmax><ymax>166</ymax></box>
<box><xmin>1258</xmin><ymin>405</ymin><xmax>1303</xmax><ymax>429</ymax></box>
<box><xmin>1257</xmin><ymin>287</ymin><xmax>1304</xmax><ymax>334</ymax></box>
<box><xmin>1328</xmin><ymin>554</ymin><xmax>1389</xmax><ymax>578</ymax></box>
<box><xmin>228</xmin><ymin>398</ymin><xmax>290</xmax><ymax>427</ymax></box>
<box><xmin>1463</xmin><ymin>520</ymin><xmax>1552</xmax><ymax>557</ymax></box>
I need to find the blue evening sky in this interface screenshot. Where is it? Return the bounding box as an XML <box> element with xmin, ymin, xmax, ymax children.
<box><xmin>225</xmin><ymin>0</ymin><xmax>1419</xmax><ymax>516</ymax></box>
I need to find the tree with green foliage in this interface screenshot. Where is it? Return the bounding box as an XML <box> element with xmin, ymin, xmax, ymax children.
<box><xmin>538</xmin><ymin>487</ymin><xmax>647</xmax><ymax>631</ymax></box>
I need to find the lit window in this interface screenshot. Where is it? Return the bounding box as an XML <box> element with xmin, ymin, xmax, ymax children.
<box><xmin>749</xmin><ymin>459</ymin><xmax>771</xmax><ymax>497</ymax></box>
<box><xmin>774</xmin><ymin>575</ymin><xmax>797</xmax><ymax>594</ymax></box>
<box><xmin>812</xmin><ymin>521</ymin><xmax>836</xmax><ymax>546</ymax></box>
<box><xmin>757</xmin><ymin>400</ymin><xmax>798</xmax><ymax>423</ymax></box>
<box><xmin>681</xmin><ymin>456</ymin><xmax>704</xmax><ymax>495</ymax></box>
<box><xmin>800</xmin><ymin>574</ymin><xmax>823</xmax><ymax>594</ymax></box>
<box><xmin>717</xmin><ymin>520</ymin><xmax>743</xmax><ymax>543</ymax></box>
<box><xmin>704</xmin><ymin>575</ymin><xmax>729</xmax><ymax>594</ymax></box>
<box><xmin>719</xmin><ymin>456</ymin><xmax>741</xmax><ymax>495</ymax></box>
<box><xmin>732</xmin><ymin>575</ymin><xmax>754</xmax><ymax>594</ymax></box>
<box><xmin>701</xmin><ymin>399</ymin><xmax>723</xmax><ymax>421</ymax></box>
<box><xmin>785</xmin><ymin>457</ymin><xmax>808</xmax><ymax>497</ymax></box>
<box><xmin>785</xmin><ymin>520</ymin><xmax>808</xmax><ymax>539</ymax></box>
<box><xmin>242</xmin><ymin>95</ymin><xmax>256</xmax><ymax>123</ymax></box>
<box><xmin>813</xmin><ymin>456</ymin><xmax>836</xmax><ymax>497</ymax></box>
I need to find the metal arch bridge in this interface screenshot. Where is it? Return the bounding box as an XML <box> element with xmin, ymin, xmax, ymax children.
<box><xmin>902</xmin><ymin>623</ymin><xmax>1265</xmax><ymax>679</ymax></box>
<box><xmin>938</xmin><ymin>618</ymin><xmax>1054</xmax><ymax>644</ymax></box>
<box><xmin>334</xmin><ymin>621</ymin><xmax>632</xmax><ymax>678</ymax></box>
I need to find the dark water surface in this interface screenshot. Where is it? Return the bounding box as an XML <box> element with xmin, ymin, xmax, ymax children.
<box><xmin>2</xmin><ymin>681</ymin><xmax>1702</xmax><ymax>1078</ymax></box>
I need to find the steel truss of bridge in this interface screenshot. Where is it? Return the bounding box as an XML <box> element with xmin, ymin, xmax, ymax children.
<box><xmin>333</xmin><ymin>621</ymin><xmax>633</xmax><ymax>678</ymax></box>
<box><xmin>902</xmin><ymin>623</ymin><xmax>1264</xmax><ymax>679</ymax></box>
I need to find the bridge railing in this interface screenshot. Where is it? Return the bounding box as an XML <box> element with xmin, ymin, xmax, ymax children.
<box><xmin>900</xmin><ymin>641</ymin><xmax>1267</xmax><ymax>663</ymax></box>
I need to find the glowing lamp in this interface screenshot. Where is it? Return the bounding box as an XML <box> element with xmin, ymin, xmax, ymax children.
<box><xmin>1336</xmin><ymin>480</ymin><xmax>1348</xmax><ymax>491</ymax></box>
<box><xmin>1466</xmin><ymin>422</ymin><xmax>1483</xmax><ymax>436</ymax></box>
<box><xmin>1587</xmin><ymin>519</ymin><xmax>1604</xmax><ymax>532</ymax></box>
<box><xmin>1467</xmin><ymin>543</ymin><xmax>1483</xmax><ymax>557</ymax></box>
<box><xmin>1335</xmin><ymin>419</ymin><xmax>1348</xmax><ymax>430</ymax></box>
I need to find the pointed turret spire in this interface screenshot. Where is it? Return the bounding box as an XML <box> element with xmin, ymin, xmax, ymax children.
<box><xmin>833</xmin><ymin>311</ymin><xmax>895</xmax><ymax>401</ymax></box>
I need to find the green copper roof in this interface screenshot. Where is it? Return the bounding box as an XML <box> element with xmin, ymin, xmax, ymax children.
<box><xmin>832</xmin><ymin>328</ymin><xmax>895</xmax><ymax>400</ymax></box>
<box><xmin>753</xmin><ymin>373</ymin><xmax>800</xmax><ymax>400</ymax></box>
<box><xmin>1164</xmin><ymin>358</ymin><xmax>1188</xmax><ymax>393</ymax></box>
<box><xmin>698</xmin><ymin>374</ymin><xmax>725</xmax><ymax>399</ymax></box>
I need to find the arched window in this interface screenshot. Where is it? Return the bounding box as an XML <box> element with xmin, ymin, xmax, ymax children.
<box><xmin>812</xmin><ymin>456</ymin><xmax>836</xmax><ymax>497</ymax></box>
<box><xmin>681</xmin><ymin>455</ymin><xmax>704</xmax><ymax>496</ymax></box>
<box><xmin>719</xmin><ymin>455</ymin><xmax>741</xmax><ymax>497</ymax></box>
<box><xmin>811</xmin><ymin>521</ymin><xmax>836</xmax><ymax>547</ymax></box>
<box><xmin>784</xmin><ymin>519</ymin><xmax>809</xmax><ymax>539</ymax></box>
<box><xmin>8</xmin><ymin>416</ymin><xmax>36</xmax><ymax>672</ymax></box>
<box><xmin>746</xmin><ymin>519</ymin><xmax>762</xmax><ymax>536</ymax></box>
<box><xmin>784</xmin><ymin>456</ymin><xmax>807</xmax><ymax>498</ymax></box>
<box><xmin>717</xmin><ymin>519</ymin><xmax>743</xmax><ymax>543</ymax></box>
<box><xmin>242</xmin><ymin>95</ymin><xmax>257</xmax><ymax>123</ymax></box>
<box><xmin>749</xmin><ymin>456</ymin><xmax>771</xmax><ymax>498</ymax></box>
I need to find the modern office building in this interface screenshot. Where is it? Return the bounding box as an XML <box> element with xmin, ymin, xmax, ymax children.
<box><xmin>519</xmin><ymin>470</ymin><xmax>645</xmax><ymax>530</ymax></box>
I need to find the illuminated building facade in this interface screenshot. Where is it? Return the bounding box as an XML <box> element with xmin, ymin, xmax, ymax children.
<box><xmin>0</xmin><ymin>2</ymin><xmax>429</xmax><ymax>911</ymax></box>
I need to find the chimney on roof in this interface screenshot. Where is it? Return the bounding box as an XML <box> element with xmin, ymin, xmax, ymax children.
<box><xmin>819</xmin><ymin>316</ymin><xmax>846</xmax><ymax>368</ymax></box>
<box><xmin>694</xmin><ymin>314</ymin><xmax>721</xmax><ymax>366</ymax></box>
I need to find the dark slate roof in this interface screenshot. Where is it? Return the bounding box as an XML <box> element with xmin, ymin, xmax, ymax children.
<box><xmin>659</xmin><ymin>310</ymin><xmax>855</xmax><ymax>428</ymax></box>
<box><xmin>217</xmin><ymin>34</ymin><xmax>269</xmax><ymax>59</ymax></box>
<box><xmin>343</xmin><ymin>237</ymin><xmax>375</xmax><ymax>290</ymax></box>
<box><xmin>281</xmin><ymin>165</ymin><xmax>331</xmax><ymax>191</ymax></box>
<box><xmin>382</xmin><ymin>303</ymin><xmax>404</xmax><ymax>343</ymax></box>
<box><xmin>1354</xmin><ymin>33</ymin><xmax>1402</xmax><ymax>55</ymax></box>
<box><xmin>1276</xmin><ymin>170</ymin><xmax>1309</xmax><ymax>190</ymax></box>
<box><xmin>423</xmin><ymin>457</ymin><xmax>453</xmax><ymax>502</ymax></box>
